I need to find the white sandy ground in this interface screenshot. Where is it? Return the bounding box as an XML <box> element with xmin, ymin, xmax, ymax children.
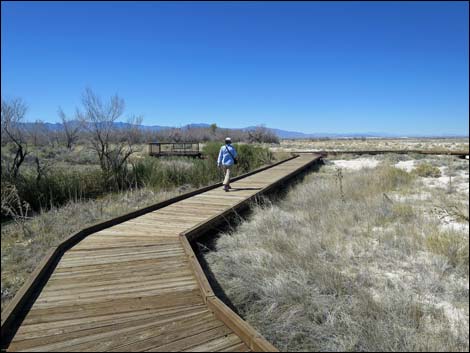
<box><xmin>331</xmin><ymin>158</ymin><xmax>380</xmax><ymax>170</ymax></box>
<box><xmin>396</xmin><ymin>161</ymin><xmax>469</xmax><ymax>233</ymax></box>
<box><xmin>366</xmin><ymin>252</ymin><xmax>469</xmax><ymax>337</ymax></box>
<box><xmin>421</xmin><ymin>168</ymin><xmax>469</xmax><ymax>194</ymax></box>
<box><xmin>330</xmin><ymin>156</ymin><xmax>469</xmax><ymax>233</ymax></box>
<box><xmin>395</xmin><ymin>160</ymin><xmax>416</xmax><ymax>172</ymax></box>
<box><xmin>327</xmin><ymin>155</ymin><xmax>469</xmax><ymax>338</ymax></box>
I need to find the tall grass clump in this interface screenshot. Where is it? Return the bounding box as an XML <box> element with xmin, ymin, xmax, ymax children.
<box><xmin>204</xmin><ymin>165</ymin><xmax>469</xmax><ymax>352</ymax></box>
<box><xmin>11</xmin><ymin>166</ymin><xmax>106</xmax><ymax>211</ymax></box>
<box><xmin>132</xmin><ymin>157</ymin><xmax>219</xmax><ymax>190</ymax></box>
<box><xmin>414</xmin><ymin>162</ymin><xmax>442</xmax><ymax>178</ymax></box>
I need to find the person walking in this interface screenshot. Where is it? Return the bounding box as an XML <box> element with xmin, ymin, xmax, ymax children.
<box><xmin>217</xmin><ymin>137</ymin><xmax>238</xmax><ymax>191</ymax></box>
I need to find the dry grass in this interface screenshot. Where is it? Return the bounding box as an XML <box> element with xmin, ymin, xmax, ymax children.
<box><xmin>204</xmin><ymin>163</ymin><xmax>469</xmax><ymax>351</ymax></box>
<box><xmin>414</xmin><ymin>163</ymin><xmax>442</xmax><ymax>178</ymax></box>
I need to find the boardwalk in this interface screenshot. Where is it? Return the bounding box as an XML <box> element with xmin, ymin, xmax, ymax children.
<box><xmin>2</xmin><ymin>154</ymin><xmax>321</xmax><ymax>352</ymax></box>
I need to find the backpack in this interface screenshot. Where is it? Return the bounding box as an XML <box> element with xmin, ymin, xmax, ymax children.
<box><xmin>225</xmin><ymin>146</ymin><xmax>238</xmax><ymax>165</ymax></box>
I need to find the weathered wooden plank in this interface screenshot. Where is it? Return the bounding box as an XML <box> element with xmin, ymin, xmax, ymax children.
<box><xmin>37</xmin><ymin>275</ymin><xmax>197</xmax><ymax>299</ymax></box>
<box><xmin>59</xmin><ymin>313</ymin><xmax>218</xmax><ymax>352</ymax></box>
<box><xmin>14</xmin><ymin>305</ymin><xmax>207</xmax><ymax>341</ymax></box>
<box><xmin>141</xmin><ymin>326</ymin><xmax>234</xmax><ymax>352</ymax></box>
<box><xmin>50</xmin><ymin>261</ymin><xmax>191</xmax><ymax>280</ymax></box>
<box><xmin>46</xmin><ymin>268</ymin><xmax>194</xmax><ymax>288</ymax></box>
<box><xmin>55</xmin><ymin>252</ymin><xmax>187</xmax><ymax>268</ymax></box>
<box><xmin>34</xmin><ymin>282</ymin><xmax>199</xmax><ymax>307</ymax></box>
<box><xmin>183</xmin><ymin>333</ymin><xmax>243</xmax><ymax>352</ymax></box>
<box><xmin>220</xmin><ymin>342</ymin><xmax>251</xmax><ymax>352</ymax></box>
<box><xmin>22</xmin><ymin>291</ymin><xmax>204</xmax><ymax>325</ymax></box>
<box><xmin>106</xmin><ymin>317</ymin><xmax>226</xmax><ymax>352</ymax></box>
<box><xmin>9</xmin><ymin>309</ymin><xmax>213</xmax><ymax>352</ymax></box>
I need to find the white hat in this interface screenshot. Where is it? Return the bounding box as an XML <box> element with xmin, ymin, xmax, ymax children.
<box><xmin>225</xmin><ymin>137</ymin><xmax>232</xmax><ymax>142</ymax></box>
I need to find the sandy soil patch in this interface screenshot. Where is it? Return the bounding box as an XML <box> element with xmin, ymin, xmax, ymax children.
<box><xmin>420</xmin><ymin>168</ymin><xmax>468</xmax><ymax>194</ymax></box>
<box><xmin>331</xmin><ymin>158</ymin><xmax>379</xmax><ymax>170</ymax></box>
<box><xmin>395</xmin><ymin>160</ymin><xmax>416</xmax><ymax>172</ymax></box>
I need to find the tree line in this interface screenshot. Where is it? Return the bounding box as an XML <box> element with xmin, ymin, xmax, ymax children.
<box><xmin>1</xmin><ymin>88</ymin><xmax>279</xmax><ymax>180</ymax></box>
<box><xmin>1</xmin><ymin>89</ymin><xmax>279</xmax><ymax>220</ymax></box>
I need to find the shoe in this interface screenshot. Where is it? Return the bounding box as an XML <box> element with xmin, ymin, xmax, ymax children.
<box><xmin>223</xmin><ymin>185</ymin><xmax>229</xmax><ymax>192</ymax></box>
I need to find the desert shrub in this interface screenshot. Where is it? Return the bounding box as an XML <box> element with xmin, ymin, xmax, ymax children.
<box><xmin>376</xmin><ymin>153</ymin><xmax>410</xmax><ymax>164</ymax></box>
<box><xmin>133</xmin><ymin>157</ymin><xmax>217</xmax><ymax>190</ymax></box>
<box><xmin>202</xmin><ymin>141</ymin><xmax>223</xmax><ymax>161</ymax></box>
<box><xmin>272</xmin><ymin>151</ymin><xmax>292</xmax><ymax>162</ymax></box>
<box><xmin>454</xmin><ymin>159</ymin><xmax>470</xmax><ymax>171</ymax></box>
<box><xmin>391</xmin><ymin>203</ymin><xmax>415</xmax><ymax>222</ymax></box>
<box><xmin>409</xmin><ymin>152</ymin><xmax>428</xmax><ymax>160</ymax></box>
<box><xmin>347</xmin><ymin>166</ymin><xmax>414</xmax><ymax>200</ymax></box>
<box><xmin>234</xmin><ymin>143</ymin><xmax>273</xmax><ymax>173</ymax></box>
<box><xmin>426</xmin><ymin>231</ymin><xmax>469</xmax><ymax>271</ymax></box>
<box><xmin>62</xmin><ymin>147</ymin><xmax>99</xmax><ymax>165</ymax></box>
<box><xmin>414</xmin><ymin>163</ymin><xmax>442</xmax><ymax>177</ymax></box>
<box><xmin>378</xmin><ymin>165</ymin><xmax>415</xmax><ymax>189</ymax></box>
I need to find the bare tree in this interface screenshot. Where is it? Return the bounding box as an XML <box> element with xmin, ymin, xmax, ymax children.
<box><xmin>78</xmin><ymin>88</ymin><xmax>140</xmax><ymax>188</ymax></box>
<box><xmin>124</xmin><ymin>115</ymin><xmax>144</xmax><ymax>144</ymax></box>
<box><xmin>25</xmin><ymin>120</ymin><xmax>49</xmax><ymax>146</ymax></box>
<box><xmin>58</xmin><ymin>107</ymin><xmax>82</xmax><ymax>149</ymax></box>
<box><xmin>1</xmin><ymin>98</ymin><xmax>29</xmax><ymax>178</ymax></box>
<box><xmin>248</xmin><ymin>125</ymin><xmax>280</xmax><ymax>144</ymax></box>
<box><xmin>168</xmin><ymin>128</ymin><xmax>183</xmax><ymax>142</ymax></box>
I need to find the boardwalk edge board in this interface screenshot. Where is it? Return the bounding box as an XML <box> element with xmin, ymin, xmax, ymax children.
<box><xmin>0</xmin><ymin>154</ymin><xmax>301</xmax><ymax>351</ymax></box>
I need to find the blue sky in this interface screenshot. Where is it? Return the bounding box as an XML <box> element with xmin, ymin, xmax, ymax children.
<box><xmin>1</xmin><ymin>1</ymin><xmax>469</xmax><ymax>135</ymax></box>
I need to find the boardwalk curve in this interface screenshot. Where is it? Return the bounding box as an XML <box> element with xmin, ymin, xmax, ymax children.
<box><xmin>1</xmin><ymin>154</ymin><xmax>322</xmax><ymax>352</ymax></box>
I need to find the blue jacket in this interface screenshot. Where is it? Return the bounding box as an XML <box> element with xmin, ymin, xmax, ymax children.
<box><xmin>217</xmin><ymin>144</ymin><xmax>238</xmax><ymax>166</ymax></box>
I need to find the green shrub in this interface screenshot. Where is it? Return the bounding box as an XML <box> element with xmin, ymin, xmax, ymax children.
<box><xmin>11</xmin><ymin>167</ymin><xmax>106</xmax><ymax>211</ymax></box>
<box><xmin>234</xmin><ymin>143</ymin><xmax>273</xmax><ymax>173</ymax></box>
<box><xmin>372</xmin><ymin>166</ymin><xmax>415</xmax><ymax>192</ymax></box>
<box><xmin>202</xmin><ymin>141</ymin><xmax>223</xmax><ymax>162</ymax></box>
<box><xmin>391</xmin><ymin>203</ymin><xmax>415</xmax><ymax>222</ymax></box>
<box><xmin>414</xmin><ymin>163</ymin><xmax>442</xmax><ymax>178</ymax></box>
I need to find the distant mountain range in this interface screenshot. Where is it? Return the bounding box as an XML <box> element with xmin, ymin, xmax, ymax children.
<box><xmin>21</xmin><ymin>121</ymin><xmax>468</xmax><ymax>139</ymax></box>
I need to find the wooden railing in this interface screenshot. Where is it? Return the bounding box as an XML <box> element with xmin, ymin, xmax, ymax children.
<box><xmin>148</xmin><ymin>142</ymin><xmax>201</xmax><ymax>157</ymax></box>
